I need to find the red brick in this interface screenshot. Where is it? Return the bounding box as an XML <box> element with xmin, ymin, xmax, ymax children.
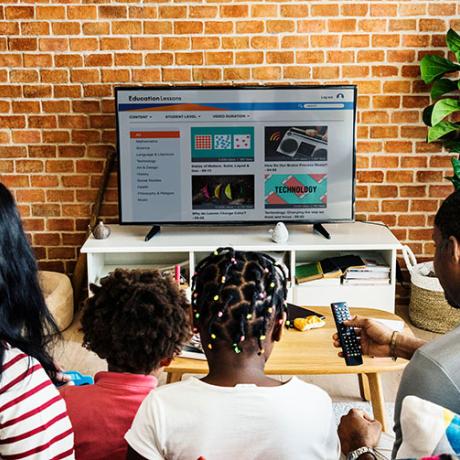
<box><xmin>251</xmin><ymin>36</ymin><xmax>279</xmax><ymax>50</ymax></box>
<box><xmin>221</xmin><ymin>5</ymin><xmax>248</xmax><ymax>17</ymax></box>
<box><xmin>236</xmin><ymin>52</ymin><xmax>264</xmax><ymax>65</ymax></box>
<box><xmin>68</xmin><ymin>6</ymin><xmax>97</xmax><ymax>19</ymax></box>
<box><xmin>370</xmin><ymin>4</ymin><xmax>397</xmax><ymax>16</ymax></box>
<box><xmin>28</xmin><ymin>145</ymin><xmax>56</xmax><ymax>158</ymax></box>
<box><xmin>47</xmin><ymin>219</ymin><xmax>75</xmax><ymax>231</ymax></box>
<box><xmin>31</xmin><ymin>176</ymin><xmax>58</xmax><ymax>187</ymax></box>
<box><xmin>386</xmin><ymin>171</ymin><xmax>414</xmax><ymax>182</ymax></box>
<box><xmin>359</xmin><ymin>19</ymin><xmax>388</xmax><ymax>33</ymax></box>
<box><xmin>417</xmin><ymin>171</ymin><xmax>444</xmax><ymax>183</ymax></box>
<box><xmin>400</xmin><ymin>186</ymin><xmax>427</xmax><ymax>198</ymax></box>
<box><xmin>222</xmin><ymin>37</ymin><xmax>249</xmax><ymax>50</ymax></box>
<box><xmin>145</xmin><ymin>53</ymin><xmax>174</xmax><ymax>66</ymax></box>
<box><xmin>32</xmin><ymin>204</ymin><xmax>60</xmax><ymax>217</ymax></box>
<box><xmin>46</xmin><ymin>190</ymin><xmax>75</xmax><ymax>202</ymax></box>
<box><xmin>410</xmin><ymin>200</ymin><xmax>438</xmax><ymax>212</ymax></box>
<box><xmin>99</xmin><ymin>6</ymin><xmax>127</xmax><ymax>19</ymax></box>
<box><xmin>9</xmin><ymin>38</ymin><xmax>37</xmax><ymax>51</ymax></box>
<box><xmin>189</xmin><ymin>6</ymin><xmax>217</xmax><ymax>18</ymax></box>
<box><xmin>341</xmin><ymin>34</ymin><xmax>369</xmax><ymax>48</ymax></box>
<box><xmin>46</xmin><ymin>160</ymin><xmax>74</xmax><ymax>173</ymax></box>
<box><xmin>205</xmin><ymin>52</ymin><xmax>232</xmax><ymax>65</ymax></box>
<box><xmin>429</xmin><ymin>185</ymin><xmax>453</xmax><ymax>198</ymax></box>
<box><xmin>382</xmin><ymin>200</ymin><xmax>409</xmax><ymax>212</ymax></box>
<box><xmin>384</xmin><ymin>141</ymin><xmax>412</xmax><ymax>153</ymax></box>
<box><xmin>357</xmin><ymin>171</ymin><xmax>384</xmax><ymax>183</ymax></box>
<box><xmin>329</xmin><ymin>19</ymin><xmax>356</xmax><ymax>32</ymax></box>
<box><xmin>370</xmin><ymin>185</ymin><xmax>398</xmax><ymax>198</ymax></box>
<box><xmin>236</xmin><ymin>21</ymin><xmax>264</xmax><ymax>34</ymax></box>
<box><xmin>174</xmin><ymin>21</ymin><xmax>203</xmax><ymax>34</ymax></box>
<box><xmin>29</xmin><ymin>116</ymin><xmax>57</xmax><ymax>129</ymax></box>
<box><xmin>298</xmin><ymin>20</ymin><xmax>326</xmax><ymax>33</ymax></box>
<box><xmin>5</xmin><ymin>6</ymin><xmax>34</xmax><ymax>19</ymax></box>
<box><xmin>311</xmin><ymin>4</ymin><xmax>339</xmax><ymax>16</ymax></box>
<box><xmin>36</xmin><ymin>6</ymin><xmax>65</xmax><ymax>19</ymax></box>
<box><xmin>144</xmin><ymin>21</ymin><xmax>173</xmax><ymax>35</ymax></box>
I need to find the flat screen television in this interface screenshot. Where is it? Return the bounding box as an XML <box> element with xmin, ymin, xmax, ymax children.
<box><xmin>116</xmin><ymin>85</ymin><xmax>356</xmax><ymax>227</ymax></box>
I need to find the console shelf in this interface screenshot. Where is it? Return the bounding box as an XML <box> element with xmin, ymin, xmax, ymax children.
<box><xmin>81</xmin><ymin>222</ymin><xmax>402</xmax><ymax>312</ymax></box>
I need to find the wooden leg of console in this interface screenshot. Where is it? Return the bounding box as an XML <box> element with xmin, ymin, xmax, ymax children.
<box><xmin>367</xmin><ymin>373</ymin><xmax>387</xmax><ymax>432</ymax></box>
<box><xmin>358</xmin><ymin>373</ymin><xmax>371</xmax><ymax>401</ymax></box>
<box><xmin>166</xmin><ymin>372</ymin><xmax>183</xmax><ymax>384</ymax></box>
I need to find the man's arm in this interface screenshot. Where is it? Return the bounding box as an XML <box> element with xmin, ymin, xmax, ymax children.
<box><xmin>127</xmin><ymin>446</ymin><xmax>149</xmax><ymax>460</ymax></box>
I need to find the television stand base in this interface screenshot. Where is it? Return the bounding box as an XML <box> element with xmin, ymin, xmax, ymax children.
<box><xmin>313</xmin><ymin>223</ymin><xmax>331</xmax><ymax>240</ymax></box>
<box><xmin>145</xmin><ymin>225</ymin><xmax>161</xmax><ymax>242</ymax></box>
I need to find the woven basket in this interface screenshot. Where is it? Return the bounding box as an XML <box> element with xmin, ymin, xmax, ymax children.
<box><xmin>403</xmin><ymin>245</ymin><xmax>460</xmax><ymax>334</ymax></box>
<box><xmin>409</xmin><ymin>284</ymin><xmax>460</xmax><ymax>333</ymax></box>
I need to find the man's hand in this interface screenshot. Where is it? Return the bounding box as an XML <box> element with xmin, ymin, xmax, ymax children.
<box><xmin>338</xmin><ymin>409</ymin><xmax>382</xmax><ymax>454</ymax></box>
<box><xmin>332</xmin><ymin>316</ymin><xmax>393</xmax><ymax>358</ymax></box>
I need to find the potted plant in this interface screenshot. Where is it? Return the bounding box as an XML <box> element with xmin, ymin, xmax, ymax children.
<box><xmin>420</xmin><ymin>28</ymin><xmax>460</xmax><ymax>189</ymax></box>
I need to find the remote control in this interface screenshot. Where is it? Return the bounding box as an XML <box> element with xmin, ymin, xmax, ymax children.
<box><xmin>331</xmin><ymin>302</ymin><xmax>363</xmax><ymax>366</ymax></box>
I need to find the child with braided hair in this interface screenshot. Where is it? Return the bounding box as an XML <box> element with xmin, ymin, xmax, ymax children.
<box><xmin>126</xmin><ymin>248</ymin><xmax>340</xmax><ymax>460</ymax></box>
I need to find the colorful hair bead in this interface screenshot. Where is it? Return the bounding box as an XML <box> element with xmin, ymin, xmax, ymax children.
<box><xmin>267</xmin><ymin>307</ymin><xmax>273</xmax><ymax>313</ymax></box>
<box><xmin>221</xmin><ymin>276</ymin><xmax>226</xmax><ymax>283</ymax></box>
<box><xmin>270</xmin><ymin>281</ymin><xmax>275</xmax><ymax>288</ymax></box>
<box><xmin>240</xmin><ymin>335</ymin><xmax>245</xmax><ymax>342</ymax></box>
<box><xmin>217</xmin><ymin>311</ymin><xmax>223</xmax><ymax>317</ymax></box>
<box><xmin>214</xmin><ymin>250</ymin><xmax>218</xmax><ymax>255</ymax></box>
<box><xmin>246</xmin><ymin>313</ymin><xmax>252</xmax><ymax>320</ymax></box>
<box><xmin>207</xmin><ymin>343</ymin><xmax>213</xmax><ymax>350</ymax></box>
<box><xmin>231</xmin><ymin>257</ymin><xmax>237</xmax><ymax>264</ymax></box>
<box><xmin>195</xmin><ymin>312</ymin><xmax>200</xmax><ymax>319</ymax></box>
<box><xmin>260</xmin><ymin>335</ymin><xmax>266</xmax><ymax>340</ymax></box>
<box><xmin>258</xmin><ymin>349</ymin><xmax>265</xmax><ymax>355</ymax></box>
<box><xmin>213</xmin><ymin>294</ymin><xmax>219</xmax><ymax>301</ymax></box>
<box><xmin>264</xmin><ymin>268</ymin><xmax>269</xmax><ymax>273</ymax></box>
<box><xmin>211</xmin><ymin>333</ymin><xmax>216</xmax><ymax>340</ymax></box>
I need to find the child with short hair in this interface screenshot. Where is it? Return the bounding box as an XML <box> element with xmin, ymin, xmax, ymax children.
<box><xmin>60</xmin><ymin>269</ymin><xmax>191</xmax><ymax>460</ymax></box>
<box><xmin>126</xmin><ymin>248</ymin><xmax>340</xmax><ymax>460</ymax></box>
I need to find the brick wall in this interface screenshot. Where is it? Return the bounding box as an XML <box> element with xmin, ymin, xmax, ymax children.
<box><xmin>0</xmin><ymin>1</ymin><xmax>459</xmax><ymax>275</ymax></box>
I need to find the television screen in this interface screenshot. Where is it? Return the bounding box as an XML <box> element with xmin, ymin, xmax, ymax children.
<box><xmin>116</xmin><ymin>85</ymin><xmax>356</xmax><ymax>225</ymax></box>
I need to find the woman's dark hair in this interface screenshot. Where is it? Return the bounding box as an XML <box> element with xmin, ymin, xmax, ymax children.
<box><xmin>82</xmin><ymin>269</ymin><xmax>191</xmax><ymax>374</ymax></box>
<box><xmin>0</xmin><ymin>183</ymin><xmax>60</xmax><ymax>381</ymax></box>
<box><xmin>191</xmin><ymin>248</ymin><xmax>288</xmax><ymax>354</ymax></box>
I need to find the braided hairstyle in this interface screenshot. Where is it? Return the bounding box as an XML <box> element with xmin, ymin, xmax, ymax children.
<box><xmin>191</xmin><ymin>248</ymin><xmax>288</xmax><ymax>355</ymax></box>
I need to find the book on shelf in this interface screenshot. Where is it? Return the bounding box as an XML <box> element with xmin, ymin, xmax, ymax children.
<box><xmin>179</xmin><ymin>334</ymin><xmax>206</xmax><ymax>360</ymax></box>
<box><xmin>344</xmin><ymin>271</ymin><xmax>390</xmax><ymax>280</ymax></box>
<box><xmin>298</xmin><ymin>277</ymin><xmax>341</xmax><ymax>286</ymax></box>
<box><xmin>342</xmin><ymin>278</ymin><xmax>390</xmax><ymax>285</ymax></box>
<box><xmin>295</xmin><ymin>262</ymin><xmax>323</xmax><ymax>283</ymax></box>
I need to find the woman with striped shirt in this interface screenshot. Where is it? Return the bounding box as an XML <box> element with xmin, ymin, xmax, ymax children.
<box><xmin>0</xmin><ymin>183</ymin><xmax>74</xmax><ymax>459</ymax></box>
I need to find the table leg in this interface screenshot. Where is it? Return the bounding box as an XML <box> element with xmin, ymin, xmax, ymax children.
<box><xmin>166</xmin><ymin>372</ymin><xmax>183</xmax><ymax>384</ymax></box>
<box><xmin>358</xmin><ymin>373</ymin><xmax>371</xmax><ymax>401</ymax></box>
<box><xmin>367</xmin><ymin>373</ymin><xmax>387</xmax><ymax>432</ymax></box>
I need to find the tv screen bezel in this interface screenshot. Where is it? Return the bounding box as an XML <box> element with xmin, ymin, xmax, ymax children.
<box><xmin>115</xmin><ymin>84</ymin><xmax>357</xmax><ymax>226</ymax></box>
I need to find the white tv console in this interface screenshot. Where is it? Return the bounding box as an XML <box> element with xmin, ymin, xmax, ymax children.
<box><xmin>81</xmin><ymin>222</ymin><xmax>402</xmax><ymax>312</ymax></box>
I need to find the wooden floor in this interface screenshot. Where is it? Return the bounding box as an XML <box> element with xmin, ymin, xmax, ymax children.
<box><xmin>54</xmin><ymin>303</ymin><xmax>440</xmax><ymax>402</ymax></box>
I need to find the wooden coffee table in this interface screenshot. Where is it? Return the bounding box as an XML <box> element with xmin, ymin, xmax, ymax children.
<box><xmin>165</xmin><ymin>307</ymin><xmax>411</xmax><ymax>431</ymax></box>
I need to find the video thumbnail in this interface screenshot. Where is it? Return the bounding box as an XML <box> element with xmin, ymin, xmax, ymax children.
<box><xmin>191</xmin><ymin>127</ymin><xmax>254</xmax><ymax>162</ymax></box>
<box><xmin>265</xmin><ymin>173</ymin><xmax>327</xmax><ymax>208</ymax></box>
<box><xmin>265</xmin><ymin>126</ymin><xmax>328</xmax><ymax>162</ymax></box>
<box><xmin>192</xmin><ymin>175</ymin><xmax>255</xmax><ymax>209</ymax></box>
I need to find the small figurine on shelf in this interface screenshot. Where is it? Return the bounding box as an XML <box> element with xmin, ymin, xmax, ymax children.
<box><xmin>90</xmin><ymin>221</ymin><xmax>111</xmax><ymax>240</ymax></box>
<box><xmin>269</xmin><ymin>222</ymin><xmax>289</xmax><ymax>244</ymax></box>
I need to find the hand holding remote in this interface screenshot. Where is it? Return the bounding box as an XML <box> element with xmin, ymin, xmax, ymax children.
<box><xmin>332</xmin><ymin>315</ymin><xmax>393</xmax><ymax>358</ymax></box>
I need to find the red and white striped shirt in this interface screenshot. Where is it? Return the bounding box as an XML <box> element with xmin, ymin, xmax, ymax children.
<box><xmin>0</xmin><ymin>344</ymin><xmax>74</xmax><ymax>460</ymax></box>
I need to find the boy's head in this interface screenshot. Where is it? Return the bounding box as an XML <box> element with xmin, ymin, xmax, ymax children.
<box><xmin>434</xmin><ymin>189</ymin><xmax>460</xmax><ymax>309</ymax></box>
<box><xmin>82</xmin><ymin>269</ymin><xmax>191</xmax><ymax>374</ymax></box>
<box><xmin>192</xmin><ymin>248</ymin><xmax>288</xmax><ymax>357</ymax></box>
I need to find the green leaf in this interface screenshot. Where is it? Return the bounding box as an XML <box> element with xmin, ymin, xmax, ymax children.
<box><xmin>431</xmin><ymin>79</ymin><xmax>458</xmax><ymax>99</ymax></box>
<box><xmin>420</xmin><ymin>55</ymin><xmax>460</xmax><ymax>84</ymax></box>
<box><xmin>445</xmin><ymin>140</ymin><xmax>460</xmax><ymax>153</ymax></box>
<box><xmin>452</xmin><ymin>157</ymin><xmax>460</xmax><ymax>177</ymax></box>
<box><xmin>422</xmin><ymin>104</ymin><xmax>434</xmax><ymax>127</ymax></box>
<box><xmin>446</xmin><ymin>29</ymin><xmax>460</xmax><ymax>57</ymax></box>
<box><xmin>427</xmin><ymin>121</ymin><xmax>460</xmax><ymax>142</ymax></box>
<box><xmin>431</xmin><ymin>98</ymin><xmax>460</xmax><ymax>125</ymax></box>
